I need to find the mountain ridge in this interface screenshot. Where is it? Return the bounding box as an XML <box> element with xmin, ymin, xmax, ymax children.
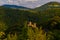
<box><xmin>2</xmin><ymin>4</ymin><xmax>31</xmax><ymax>10</ymax></box>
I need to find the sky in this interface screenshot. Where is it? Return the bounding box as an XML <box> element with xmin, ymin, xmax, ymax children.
<box><xmin>0</xmin><ymin>0</ymin><xmax>60</xmax><ymax>8</ymax></box>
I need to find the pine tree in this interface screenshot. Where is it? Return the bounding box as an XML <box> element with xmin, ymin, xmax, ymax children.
<box><xmin>35</xmin><ymin>27</ymin><xmax>46</xmax><ymax>40</ymax></box>
<box><xmin>27</xmin><ymin>26</ymin><xmax>34</xmax><ymax>40</ymax></box>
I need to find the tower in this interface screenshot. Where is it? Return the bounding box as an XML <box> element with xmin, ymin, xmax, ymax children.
<box><xmin>28</xmin><ymin>21</ymin><xmax>36</xmax><ymax>28</ymax></box>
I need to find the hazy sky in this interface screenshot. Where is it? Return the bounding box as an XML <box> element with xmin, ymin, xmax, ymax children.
<box><xmin>0</xmin><ymin>0</ymin><xmax>60</xmax><ymax>8</ymax></box>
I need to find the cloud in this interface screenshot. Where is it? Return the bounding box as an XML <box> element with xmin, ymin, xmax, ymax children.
<box><xmin>0</xmin><ymin>0</ymin><xmax>6</xmax><ymax>5</ymax></box>
<box><xmin>0</xmin><ymin>0</ymin><xmax>60</xmax><ymax>8</ymax></box>
<box><xmin>8</xmin><ymin>0</ymin><xmax>13</xmax><ymax>3</ymax></box>
<box><xmin>25</xmin><ymin>0</ymin><xmax>38</xmax><ymax>2</ymax></box>
<box><xmin>5</xmin><ymin>0</ymin><xmax>20</xmax><ymax>5</ymax></box>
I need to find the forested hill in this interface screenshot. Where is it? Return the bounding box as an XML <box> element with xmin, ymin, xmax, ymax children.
<box><xmin>0</xmin><ymin>6</ymin><xmax>37</xmax><ymax>26</ymax></box>
<box><xmin>0</xmin><ymin>1</ymin><xmax>60</xmax><ymax>40</ymax></box>
<box><xmin>34</xmin><ymin>2</ymin><xmax>60</xmax><ymax>11</ymax></box>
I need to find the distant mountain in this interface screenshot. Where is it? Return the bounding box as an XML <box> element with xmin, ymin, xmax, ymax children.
<box><xmin>2</xmin><ymin>4</ymin><xmax>31</xmax><ymax>10</ymax></box>
<box><xmin>34</xmin><ymin>2</ymin><xmax>60</xmax><ymax>11</ymax></box>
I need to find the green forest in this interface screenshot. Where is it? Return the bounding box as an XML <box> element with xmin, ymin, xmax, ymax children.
<box><xmin>0</xmin><ymin>2</ymin><xmax>60</xmax><ymax>40</ymax></box>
